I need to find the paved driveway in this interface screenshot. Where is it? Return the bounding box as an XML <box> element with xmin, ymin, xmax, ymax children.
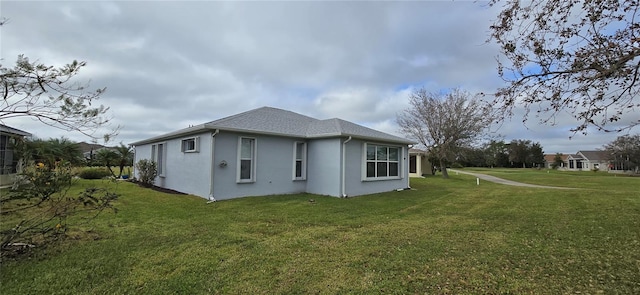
<box><xmin>449</xmin><ymin>169</ymin><xmax>575</xmax><ymax>190</ymax></box>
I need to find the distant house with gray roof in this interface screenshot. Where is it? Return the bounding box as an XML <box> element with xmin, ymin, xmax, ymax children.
<box><xmin>545</xmin><ymin>150</ymin><xmax>611</xmax><ymax>171</ymax></box>
<box><xmin>130</xmin><ymin>107</ymin><xmax>414</xmax><ymax>200</ymax></box>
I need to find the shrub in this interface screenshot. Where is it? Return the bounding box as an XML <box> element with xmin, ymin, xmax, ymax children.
<box><xmin>2</xmin><ymin>161</ymin><xmax>118</xmax><ymax>258</ymax></box>
<box><xmin>78</xmin><ymin>167</ymin><xmax>112</xmax><ymax>179</ymax></box>
<box><xmin>135</xmin><ymin>159</ymin><xmax>157</xmax><ymax>187</ymax></box>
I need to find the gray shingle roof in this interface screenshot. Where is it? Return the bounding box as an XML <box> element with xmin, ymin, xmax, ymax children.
<box><xmin>204</xmin><ymin>107</ymin><xmax>317</xmax><ymax>137</ymax></box>
<box><xmin>578</xmin><ymin>150</ymin><xmax>609</xmax><ymax>161</ymax></box>
<box><xmin>131</xmin><ymin>107</ymin><xmax>414</xmax><ymax>145</ymax></box>
<box><xmin>568</xmin><ymin>154</ymin><xmax>584</xmax><ymax>160</ymax></box>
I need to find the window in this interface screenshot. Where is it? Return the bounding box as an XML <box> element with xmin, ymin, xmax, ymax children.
<box><xmin>0</xmin><ymin>135</ymin><xmax>18</xmax><ymax>175</ymax></box>
<box><xmin>237</xmin><ymin>137</ymin><xmax>256</xmax><ymax>182</ymax></box>
<box><xmin>151</xmin><ymin>142</ymin><xmax>166</xmax><ymax>177</ymax></box>
<box><xmin>365</xmin><ymin>144</ymin><xmax>400</xmax><ymax>180</ymax></box>
<box><xmin>181</xmin><ymin>137</ymin><xmax>199</xmax><ymax>153</ymax></box>
<box><xmin>293</xmin><ymin>142</ymin><xmax>307</xmax><ymax>180</ymax></box>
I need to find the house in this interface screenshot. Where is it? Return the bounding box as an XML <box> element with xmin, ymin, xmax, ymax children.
<box><xmin>130</xmin><ymin>107</ymin><xmax>415</xmax><ymax>200</ymax></box>
<box><xmin>409</xmin><ymin>148</ymin><xmax>431</xmax><ymax>177</ymax></box>
<box><xmin>77</xmin><ymin>142</ymin><xmax>115</xmax><ymax>162</ymax></box>
<box><xmin>566</xmin><ymin>151</ymin><xmax>610</xmax><ymax>171</ymax></box>
<box><xmin>543</xmin><ymin>154</ymin><xmax>568</xmax><ymax>169</ymax></box>
<box><xmin>574</xmin><ymin>150</ymin><xmax>610</xmax><ymax>171</ymax></box>
<box><xmin>0</xmin><ymin>124</ymin><xmax>32</xmax><ymax>186</ymax></box>
<box><xmin>545</xmin><ymin>151</ymin><xmax>610</xmax><ymax>171</ymax></box>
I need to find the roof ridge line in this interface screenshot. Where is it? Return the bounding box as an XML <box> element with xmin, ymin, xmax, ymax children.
<box><xmin>204</xmin><ymin>106</ymin><xmax>269</xmax><ymax>126</ymax></box>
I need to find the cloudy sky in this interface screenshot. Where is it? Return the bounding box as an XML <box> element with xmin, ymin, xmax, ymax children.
<box><xmin>1</xmin><ymin>0</ymin><xmax>635</xmax><ymax>154</ymax></box>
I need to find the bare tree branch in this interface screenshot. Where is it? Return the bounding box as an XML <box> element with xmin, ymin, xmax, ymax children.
<box><xmin>397</xmin><ymin>88</ymin><xmax>494</xmax><ymax>178</ymax></box>
<box><xmin>489</xmin><ymin>0</ymin><xmax>640</xmax><ymax>134</ymax></box>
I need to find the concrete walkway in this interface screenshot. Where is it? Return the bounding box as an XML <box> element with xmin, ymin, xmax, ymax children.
<box><xmin>449</xmin><ymin>169</ymin><xmax>576</xmax><ymax>190</ymax></box>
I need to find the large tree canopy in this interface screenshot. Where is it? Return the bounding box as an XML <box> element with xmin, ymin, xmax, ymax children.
<box><xmin>489</xmin><ymin>0</ymin><xmax>640</xmax><ymax>133</ymax></box>
<box><xmin>1</xmin><ymin>55</ymin><xmax>113</xmax><ymax>139</ymax></box>
<box><xmin>507</xmin><ymin>139</ymin><xmax>545</xmax><ymax>168</ymax></box>
<box><xmin>603</xmin><ymin>134</ymin><xmax>640</xmax><ymax>172</ymax></box>
<box><xmin>397</xmin><ymin>88</ymin><xmax>493</xmax><ymax>178</ymax></box>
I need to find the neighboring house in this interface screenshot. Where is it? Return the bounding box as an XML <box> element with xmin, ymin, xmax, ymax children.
<box><xmin>409</xmin><ymin>148</ymin><xmax>431</xmax><ymax>177</ymax></box>
<box><xmin>574</xmin><ymin>150</ymin><xmax>610</xmax><ymax>171</ymax></box>
<box><xmin>130</xmin><ymin>107</ymin><xmax>415</xmax><ymax>200</ymax></box>
<box><xmin>0</xmin><ymin>124</ymin><xmax>32</xmax><ymax>186</ymax></box>
<box><xmin>543</xmin><ymin>154</ymin><xmax>568</xmax><ymax>169</ymax></box>
<box><xmin>77</xmin><ymin>142</ymin><xmax>115</xmax><ymax>162</ymax></box>
<box><xmin>547</xmin><ymin>151</ymin><xmax>610</xmax><ymax>171</ymax></box>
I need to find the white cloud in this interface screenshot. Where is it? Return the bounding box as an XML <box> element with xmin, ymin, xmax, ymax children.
<box><xmin>1</xmin><ymin>0</ymin><xmax>633</xmax><ymax>152</ymax></box>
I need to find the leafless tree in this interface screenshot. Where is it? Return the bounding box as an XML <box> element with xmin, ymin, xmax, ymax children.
<box><xmin>489</xmin><ymin>0</ymin><xmax>640</xmax><ymax>134</ymax></box>
<box><xmin>397</xmin><ymin>88</ymin><xmax>494</xmax><ymax>178</ymax></box>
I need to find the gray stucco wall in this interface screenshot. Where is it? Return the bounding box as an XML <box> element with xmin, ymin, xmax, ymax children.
<box><xmin>133</xmin><ymin>132</ymin><xmax>410</xmax><ymax>200</ymax></box>
<box><xmin>306</xmin><ymin>138</ymin><xmax>342</xmax><ymax>196</ymax></box>
<box><xmin>344</xmin><ymin>139</ymin><xmax>410</xmax><ymax>197</ymax></box>
<box><xmin>211</xmin><ymin>131</ymin><xmax>307</xmax><ymax>200</ymax></box>
<box><xmin>134</xmin><ymin>131</ymin><xmax>213</xmax><ymax>198</ymax></box>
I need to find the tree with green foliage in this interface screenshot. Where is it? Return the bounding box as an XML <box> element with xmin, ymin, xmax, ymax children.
<box><xmin>483</xmin><ymin>140</ymin><xmax>510</xmax><ymax>168</ymax></box>
<box><xmin>1</xmin><ymin>21</ymin><xmax>118</xmax><ymax>258</ymax></box>
<box><xmin>1</xmin><ymin>138</ymin><xmax>118</xmax><ymax>258</ymax></box>
<box><xmin>489</xmin><ymin>0</ymin><xmax>640</xmax><ymax>133</ymax></box>
<box><xmin>455</xmin><ymin>146</ymin><xmax>486</xmax><ymax>168</ymax></box>
<box><xmin>508</xmin><ymin>139</ymin><xmax>545</xmax><ymax>168</ymax></box>
<box><xmin>397</xmin><ymin>88</ymin><xmax>494</xmax><ymax>178</ymax></box>
<box><xmin>603</xmin><ymin>134</ymin><xmax>640</xmax><ymax>173</ymax></box>
<box><xmin>17</xmin><ymin>137</ymin><xmax>83</xmax><ymax>167</ymax></box>
<box><xmin>114</xmin><ymin>144</ymin><xmax>133</xmax><ymax>178</ymax></box>
<box><xmin>551</xmin><ymin>153</ymin><xmax>565</xmax><ymax>170</ymax></box>
<box><xmin>0</xmin><ymin>55</ymin><xmax>116</xmax><ymax>139</ymax></box>
<box><xmin>96</xmin><ymin>148</ymin><xmax>119</xmax><ymax>178</ymax></box>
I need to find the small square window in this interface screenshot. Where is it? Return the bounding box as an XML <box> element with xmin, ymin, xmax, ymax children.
<box><xmin>181</xmin><ymin>137</ymin><xmax>199</xmax><ymax>153</ymax></box>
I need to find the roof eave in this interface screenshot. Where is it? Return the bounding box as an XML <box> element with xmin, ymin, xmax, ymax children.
<box><xmin>130</xmin><ymin>125</ymin><xmax>211</xmax><ymax>146</ymax></box>
<box><xmin>131</xmin><ymin>125</ymin><xmax>415</xmax><ymax>146</ymax></box>
<box><xmin>205</xmin><ymin>124</ymin><xmax>308</xmax><ymax>138</ymax></box>
<box><xmin>306</xmin><ymin>132</ymin><xmax>414</xmax><ymax>144</ymax></box>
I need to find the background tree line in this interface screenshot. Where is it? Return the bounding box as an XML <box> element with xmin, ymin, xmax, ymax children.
<box><xmin>450</xmin><ymin>139</ymin><xmax>545</xmax><ymax>169</ymax></box>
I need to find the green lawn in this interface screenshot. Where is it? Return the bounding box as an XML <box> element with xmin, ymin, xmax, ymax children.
<box><xmin>1</xmin><ymin>171</ymin><xmax>639</xmax><ymax>294</ymax></box>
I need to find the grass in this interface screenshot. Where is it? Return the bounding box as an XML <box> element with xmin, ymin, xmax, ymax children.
<box><xmin>462</xmin><ymin>167</ymin><xmax>640</xmax><ymax>189</ymax></box>
<box><xmin>1</xmin><ymin>171</ymin><xmax>639</xmax><ymax>294</ymax></box>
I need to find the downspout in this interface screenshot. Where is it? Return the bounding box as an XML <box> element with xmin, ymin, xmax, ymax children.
<box><xmin>131</xmin><ymin>146</ymin><xmax>136</xmax><ymax>180</ymax></box>
<box><xmin>341</xmin><ymin>136</ymin><xmax>352</xmax><ymax>198</ymax></box>
<box><xmin>405</xmin><ymin>146</ymin><xmax>411</xmax><ymax>189</ymax></box>
<box><xmin>208</xmin><ymin>129</ymin><xmax>220</xmax><ymax>203</ymax></box>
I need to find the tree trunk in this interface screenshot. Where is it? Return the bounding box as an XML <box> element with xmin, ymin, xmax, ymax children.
<box><xmin>440</xmin><ymin>159</ymin><xmax>449</xmax><ymax>179</ymax></box>
<box><xmin>105</xmin><ymin>164</ymin><xmax>116</xmax><ymax>178</ymax></box>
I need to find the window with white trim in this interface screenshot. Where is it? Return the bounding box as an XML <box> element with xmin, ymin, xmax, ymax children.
<box><xmin>181</xmin><ymin>137</ymin><xmax>199</xmax><ymax>153</ymax></box>
<box><xmin>365</xmin><ymin>144</ymin><xmax>400</xmax><ymax>180</ymax></box>
<box><xmin>151</xmin><ymin>142</ymin><xmax>166</xmax><ymax>177</ymax></box>
<box><xmin>237</xmin><ymin>137</ymin><xmax>256</xmax><ymax>182</ymax></box>
<box><xmin>293</xmin><ymin>142</ymin><xmax>307</xmax><ymax>180</ymax></box>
